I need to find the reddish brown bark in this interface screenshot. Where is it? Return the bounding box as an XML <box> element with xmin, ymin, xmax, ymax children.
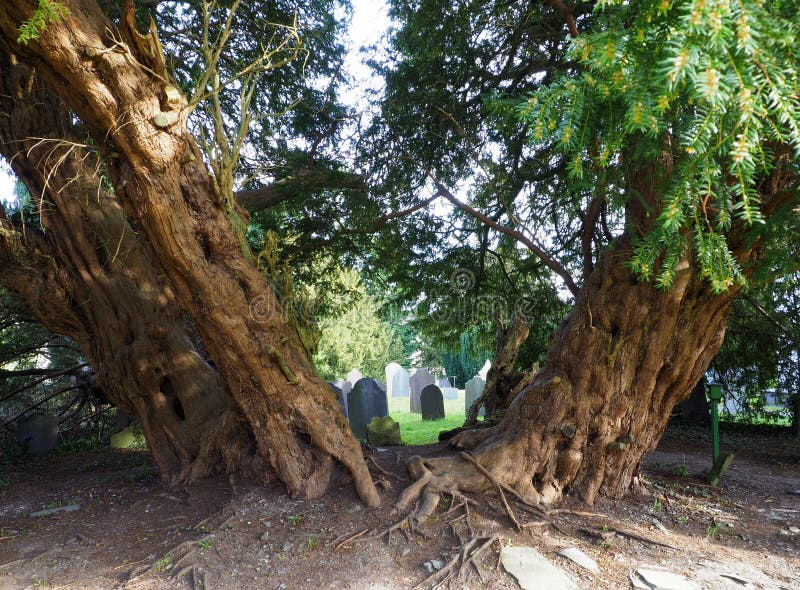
<box><xmin>396</xmin><ymin>145</ymin><xmax>797</xmax><ymax>515</ymax></box>
<box><xmin>0</xmin><ymin>48</ymin><xmax>259</xmax><ymax>484</ymax></box>
<box><xmin>0</xmin><ymin>0</ymin><xmax>378</xmax><ymax>505</ymax></box>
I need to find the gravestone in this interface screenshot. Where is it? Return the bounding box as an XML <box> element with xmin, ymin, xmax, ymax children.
<box><xmin>421</xmin><ymin>384</ymin><xmax>445</xmax><ymax>421</ymax></box>
<box><xmin>346</xmin><ymin>369</ymin><xmax>363</xmax><ymax>385</ymax></box>
<box><xmin>478</xmin><ymin>359</ymin><xmax>491</xmax><ymax>380</ymax></box>
<box><xmin>329</xmin><ymin>383</ymin><xmax>347</xmax><ymax>418</ymax></box>
<box><xmin>367</xmin><ymin>416</ymin><xmax>401</xmax><ymax>446</ymax></box>
<box><xmin>376</xmin><ymin>380</ymin><xmax>387</xmax><ymax>392</ymax></box>
<box><xmin>15</xmin><ymin>413</ymin><xmax>58</xmax><ymax>455</ymax></box>
<box><xmin>385</xmin><ymin>363</ymin><xmax>404</xmax><ymax>397</ymax></box>
<box><xmin>409</xmin><ymin>368</ymin><xmax>434</xmax><ymax>413</ymax></box>
<box><xmin>389</xmin><ymin>365</ymin><xmax>410</xmax><ymax>398</ymax></box>
<box><xmin>465</xmin><ymin>376</ymin><xmax>486</xmax><ymax>417</ymax></box>
<box><xmin>439</xmin><ymin>377</ymin><xmax>459</xmax><ymax>400</ymax></box>
<box><xmin>347</xmin><ymin>379</ymin><xmax>388</xmax><ymax>439</ymax></box>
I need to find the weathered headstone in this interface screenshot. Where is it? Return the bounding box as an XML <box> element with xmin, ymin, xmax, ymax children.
<box><xmin>437</xmin><ymin>377</ymin><xmax>459</xmax><ymax>399</ymax></box>
<box><xmin>385</xmin><ymin>363</ymin><xmax>405</xmax><ymax>397</ymax></box>
<box><xmin>409</xmin><ymin>368</ymin><xmax>435</xmax><ymax>413</ymax></box>
<box><xmin>15</xmin><ymin>413</ymin><xmax>58</xmax><ymax>455</ymax></box>
<box><xmin>389</xmin><ymin>365</ymin><xmax>410</xmax><ymax>398</ymax></box>
<box><xmin>478</xmin><ymin>359</ymin><xmax>491</xmax><ymax>380</ymax></box>
<box><xmin>347</xmin><ymin>379</ymin><xmax>388</xmax><ymax>439</ymax></box>
<box><xmin>366</xmin><ymin>416</ymin><xmax>401</xmax><ymax>446</ymax></box>
<box><xmin>421</xmin><ymin>384</ymin><xmax>445</xmax><ymax>421</ymax></box>
<box><xmin>329</xmin><ymin>383</ymin><xmax>347</xmax><ymax>418</ymax></box>
<box><xmin>465</xmin><ymin>376</ymin><xmax>486</xmax><ymax>417</ymax></box>
<box><xmin>346</xmin><ymin>369</ymin><xmax>363</xmax><ymax>385</ymax></box>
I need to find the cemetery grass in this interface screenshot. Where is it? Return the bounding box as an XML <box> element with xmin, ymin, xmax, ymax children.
<box><xmin>388</xmin><ymin>391</ymin><xmax>471</xmax><ymax>445</ymax></box>
<box><xmin>0</xmin><ymin>423</ymin><xmax>798</xmax><ymax>590</ymax></box>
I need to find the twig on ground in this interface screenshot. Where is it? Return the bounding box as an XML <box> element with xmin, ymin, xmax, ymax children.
<box><xmin>332</xmin><ymin>527</ymin><xmax>371</xmax><ymax>550</ymax></box>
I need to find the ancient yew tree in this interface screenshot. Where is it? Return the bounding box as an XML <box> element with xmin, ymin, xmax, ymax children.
<box><xmin>1</xmin><ymin>0</ymin><xmax>799</xmax><ymax>517</ymax></box>
<box><xmin>0</xmin><ymin>0</ymin><xmax>378</xmax><ymax>505</ymax></box>
<box><xmin>368</xmin><ymin>0</ymin><xmax>800</xmax><ymax>514</ymax></box>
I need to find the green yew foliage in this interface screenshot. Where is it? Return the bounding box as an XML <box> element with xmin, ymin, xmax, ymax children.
<box><xmin>515</xmin><ymin>0</ymin><xmax>800</xmax><ymax>292</ymax></box>
<box><xmin>17</xmin><ymin>0</ymin><xmax>70</xmax><ymax>45</ymax></box>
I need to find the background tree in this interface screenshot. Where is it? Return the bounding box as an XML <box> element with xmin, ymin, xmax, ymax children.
<box><xmin>313</xmin><ymin>268</ymin><xmax>405</xmax><ymax>381</ymax></box>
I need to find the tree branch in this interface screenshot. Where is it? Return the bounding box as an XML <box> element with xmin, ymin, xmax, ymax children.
<box><xmin>581</xmin><ymin>194</ymin><xmax>604</xmax><ymax>276</ymax></box>
<box><xmin>235</xmin><ymin>167</ymin><xmax>367</xmax><ymax>211</ymax></box>
<box><xmin>546</xmin><ymin>0</ymin><xmax>579</xmax><ymax>37</ymax></box>
<box><xmin>432</xmin><ymin>180</ymin><xmax>580</xmax><ymax>297</ymax></box>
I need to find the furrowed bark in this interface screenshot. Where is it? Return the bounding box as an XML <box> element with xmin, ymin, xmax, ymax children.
<box><xmin>0</xmin><ymin>47</ymin><xmax>259</xmax><ymax>484</ymax></box>
<box><xmin>0</xmin><ymin>0</ymin><xmax>379</xmax><ymax>505</ymax></box>
<box><xmin>396</xmin><ymin>144</ymin><xmax>797</xmax><ymax>513</ymax></box>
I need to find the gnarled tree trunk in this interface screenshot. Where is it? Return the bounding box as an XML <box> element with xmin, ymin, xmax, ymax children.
<box><xmin>397</xmin><ymin>237</ymin><xmax>738</xmax><ymax>513</ymax></box>
<box><xmin>0</xmin><ymin>0</ymin><xmax>378</xmax><ymax>505</ymax></box>
<box><xmin>395</xmin><ymin>140</ymin><xmax>797</xmax><ymax>515</ymax></box>
<box><xmin>0</xmin><ymin>47</ymin><xmax>259</xmax><ymax>484</ymax></box>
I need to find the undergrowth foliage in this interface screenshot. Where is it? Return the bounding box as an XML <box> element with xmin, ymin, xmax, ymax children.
<box><xmin>515</xmin><ymin>0</ymin><xmax>800</xmax><ymax>293</ymax></box>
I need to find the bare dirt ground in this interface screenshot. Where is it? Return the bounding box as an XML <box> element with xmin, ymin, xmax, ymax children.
<box><xmin>1</xmin><ymin>423</ymin><xmax>798</xmax><ymax>590</ymax></box>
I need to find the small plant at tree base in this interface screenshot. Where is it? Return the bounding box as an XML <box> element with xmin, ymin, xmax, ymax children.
<box><xmin>287</xmin><ymin>514</ymin><xmax>301</xmax><ymax>526</ymax></box>
<box><xmin>674</xmin><ymin>465</ymin><xmax>687</xmax><ymax>477</ymax></box>
<box><xmin>652</xmin><ymin>498</ymin><xmax>663</xmax><ymax>512</ymax></box>
<box><xmin>153</xmin><ymin>556</ymin><xmax>172</xmax><ymax>572</ymax></box>
<box><xmin>196</xmin><ymin>540</ymin><xmax>213</xmax><ymax>551</ymax></box>
<box><xmin>706</xmin><ymin>521</ymin><xmax>721</xmax><ymax>539</ymax></box>
<box><xmin>306</xmin><ymin>536</ymin><xmax>318</xmax><ymax>549</ymax></box>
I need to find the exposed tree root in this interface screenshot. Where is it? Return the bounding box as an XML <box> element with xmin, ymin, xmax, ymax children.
<box><xmin>410</xmin><ymin>535</ymin><xmax>501</xmax><ymax>590</ymax></box>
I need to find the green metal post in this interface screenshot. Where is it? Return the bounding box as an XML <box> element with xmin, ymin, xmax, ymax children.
<box><xmin>708</xmin><ymin>383</ymin><xmax>722</xmax><ymax>464</ymax></box>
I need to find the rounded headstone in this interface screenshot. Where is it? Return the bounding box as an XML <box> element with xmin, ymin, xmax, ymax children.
<box><xmin>347</xmin><ymin>378</ymin><xmax>389</xmax><ymax>439</ymax></box>
<box><xmin>15</xmin><ymin>413</ymin><xmax>58</xmax><ymax>455</ymax></box>
<box><xmin>409</xmin><ymin>368</ymin><xmax>435</xmax><ymax>413</ymax></box>
<box><xmin>385</xmin><ymin>363</ymin><xmax>403</xmax><ymax>397</ymax></box>
<box><xmin>390</xmin><ymin>365</ymin><xmax>410</xmax><ymax>398</ymax></box>
<box><xmin>420</xmin><ymin>384</ymin><xmax>445</xmax><ymax>421</ymax></box>
<box><xmin>346</xmin><ymin>369</ymin><xmax>364</xmax><ymax>385</ymax></box>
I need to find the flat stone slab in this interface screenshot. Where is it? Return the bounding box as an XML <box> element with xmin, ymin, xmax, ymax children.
<box><xmin>558</xmin><ymin>547</ymin><xmax>599</xmax><ymax>573</ymax></box>
<box><xmin>630</xmin><ymin>568</ymin><xmax>699</xmax><ymax>590</ymax></box>
<box><xmin>500</xmin><ymin>546</ymin><xmax>577</xmax><ymax>590</ymax></box>
<box><xmin>30</xmin><ymin>503</ymin><xmax>81</xmax><ymax>517</ymax></box>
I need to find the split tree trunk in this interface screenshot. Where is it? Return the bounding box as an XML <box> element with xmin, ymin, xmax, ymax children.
<box><xmin>0</xmin><ymin>48</ymin><xmax>259</xmax><ymax>484</ymax></box>
<box><xmin>0</xmin><ymin>0</ymin><xmax>379</xmax><ymax>505</ymax></box>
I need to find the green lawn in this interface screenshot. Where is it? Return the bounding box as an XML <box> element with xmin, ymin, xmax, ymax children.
<box><xmin>387</xmin><ymin>391</ymin><xmax>469</xmax><ymax>445</ymax></box>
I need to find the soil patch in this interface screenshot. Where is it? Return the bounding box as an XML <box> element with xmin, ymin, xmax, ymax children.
<box><xmin>1</xmin><ymin>424</ymin><xmax>798</xmax><ymax>589</ymax></box>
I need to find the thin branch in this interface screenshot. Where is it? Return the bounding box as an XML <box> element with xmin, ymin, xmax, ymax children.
<box><xmin>581</xmin><ymin>194</ymin><xmax>604</xmax><ymax>276</ymax></box>
<box><xmin>547</xmin><ymin>0</ymin><xmax>579</xmax><ymax>37</ymax></box>
<box><xmin>235</xmin><ymin>168</ymin><xmax>367</xmax><ymax>211</ymax></box>
<box><xmin>0</xmin><ymin>362</ymin><xmax>88</xmax><ymax>406</ymax></box>
<box><xmin>433</xmin><ymin>180</ymin><xmax>580</xmax><ymax>297</ymax></box>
